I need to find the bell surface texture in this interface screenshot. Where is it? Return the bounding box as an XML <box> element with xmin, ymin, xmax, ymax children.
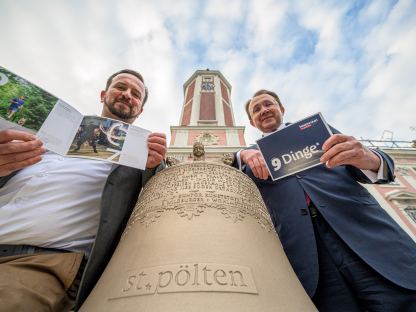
<box><xmin>81</xmin><ymin>162</ymin><xmax>316</xmax><ymax>311</ymax></box>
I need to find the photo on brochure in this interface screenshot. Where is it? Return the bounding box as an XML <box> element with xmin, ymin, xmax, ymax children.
<box><xmin>0</xmin><ymin>66</ymin><xmax>58</xmax><ymax>132</ymax></box>
<box><xmin>67</xmin><ymin>116</ymin><xmax>129</xmax><ymax>162</ymax></box>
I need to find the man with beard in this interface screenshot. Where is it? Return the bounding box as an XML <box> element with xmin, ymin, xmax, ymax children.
<box><xmin>0</xmin><ymin>69</ymin><xmax>167</xmax><ymax>311</ymax></box>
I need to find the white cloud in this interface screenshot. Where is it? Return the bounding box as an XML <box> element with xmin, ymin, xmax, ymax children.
<box><xmin>0</xmin><ymin>0</ymin><xmax>415</xmax><ymax>146</ymax></box>
<box><xmin>294</xmin><ymin>1</ymin><xmax>347</xmax><ymax>58</ymax></box>
<box><xmin>204</xmin><ymin>0</ymin><xmax>244</xmax><ymax>20</ymax></box>
<box><xmin>245</xmin><ymin>0</ymin><xmax>292</xmax><ymax>62</ymax></box>
<box><xmin>356</xmin><ymin>0</ymin><xmax>416</xmax><ymax>140</ymax></box>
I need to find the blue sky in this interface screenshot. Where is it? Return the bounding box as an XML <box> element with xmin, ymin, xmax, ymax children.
<box><xmin>0</xmin><ymin>0</ymin><xmax>415</xmax><ymax>144</ymax></box>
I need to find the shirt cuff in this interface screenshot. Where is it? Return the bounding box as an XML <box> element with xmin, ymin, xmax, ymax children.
<box><xmin>236</xmin><ymin>150</ymin><xmax>245</xmax><ymax>171</ymax></box>
<box><xmin>360</xmin><ymin>150</ymin><xmax>385</xmax><ymax>183</ymax></box>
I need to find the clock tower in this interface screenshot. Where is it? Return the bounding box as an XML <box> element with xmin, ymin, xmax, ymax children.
<box><xmin>168</xmin><ymin>69</ymin><xmax>246</xmax><ymax>162</ymax></box>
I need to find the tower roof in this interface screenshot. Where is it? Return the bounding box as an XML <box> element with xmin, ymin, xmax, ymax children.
<box><xmin>183</xmin><ymin>69</ymin><xmax>232</xmax><ymax>94</ymax></box>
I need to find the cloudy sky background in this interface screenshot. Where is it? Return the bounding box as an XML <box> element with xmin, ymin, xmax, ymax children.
<box><xmin>1</xmin><ymin>0</ymin><xmax>415</xmax><ymax>145</ymax></box>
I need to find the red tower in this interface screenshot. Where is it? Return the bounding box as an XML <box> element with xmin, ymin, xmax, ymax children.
<box><xmin>168</xmin><ymin>69</ymin><xmax>246</xmax><ymax>162</ymax></box>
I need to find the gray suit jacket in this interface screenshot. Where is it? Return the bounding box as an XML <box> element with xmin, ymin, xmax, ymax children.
<box><xmin>0</xmin><ymin>164</ymin><xmax>158</xmax><ymax>310</ymax></box>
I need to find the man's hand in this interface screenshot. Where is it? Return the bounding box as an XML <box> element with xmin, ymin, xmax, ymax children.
<box><xmin>321</xmin><ymin>134</ymin><xmax>380</xmax><ymax>172</ymax></box>
<box><xmin>146</xmin><ymin>132</ymin><xmax>167</xmax><ymax>169</ymax></box>
<box><xmin>0</xmin><ymin>129</ymin><xmax>45</xmax><ymax>177</ymax></box>
<box><xmin>240</xmin><ymin>149</ymin><xmax>269</xmax><ymax>180</ymax></box>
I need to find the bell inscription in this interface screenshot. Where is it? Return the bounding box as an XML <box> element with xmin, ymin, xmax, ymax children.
<box><xmin>124</xmin><ymin>162</ymin><xmax>273</xmax><ymax>234</ymax></box>
<box><xmin>81</xmin><ymin>162</ymin><xmax>316</xmax><ymax>311</ymax></box>
<box><xmin>109</xmin><ymin>262</ymin><xmax>257</xmax><ymax>301</ymax></box>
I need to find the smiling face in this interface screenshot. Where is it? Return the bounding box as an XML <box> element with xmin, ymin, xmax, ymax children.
<box><xmin>248</xmin><ymin>94</ymin><xmax>285</xmax><ymax>133</ymax></box>
<box><xmin>100</xmin><ymin>73</ymin><xmax>146</xmax><ymax>124</ymax></box>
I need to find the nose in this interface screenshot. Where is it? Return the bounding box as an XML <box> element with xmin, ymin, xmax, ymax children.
<box><xmin>121</xmin><ymin>89</ymin><xmax>132</xmax><ymax>100</ymax></box>
<box><xmin>260</xmin><ymin>105</ymin><xmax>270</xmax><ymax>116</ymax></box>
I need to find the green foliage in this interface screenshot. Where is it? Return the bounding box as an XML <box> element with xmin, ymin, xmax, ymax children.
<box><xmin>0</xmin><ymin>68</ymin><xmax>58</xmax><ymax>131</ymax></box>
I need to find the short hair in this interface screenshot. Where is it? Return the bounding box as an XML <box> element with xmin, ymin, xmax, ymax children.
<box><xmin>244</xmin><ymin>89</ymin><xmax>283</xmax><ymax>120</ymax></box>
<box><xmin>105</xmin><ymin>69</ymin><xmax>148</xmax><ymax>105</ymax></box>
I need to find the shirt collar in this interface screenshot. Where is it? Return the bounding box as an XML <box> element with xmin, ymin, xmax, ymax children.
<box><xmin>262</xmin><ymin>123</ymin><xmax>286</xmax><ymax>137</ymax></box>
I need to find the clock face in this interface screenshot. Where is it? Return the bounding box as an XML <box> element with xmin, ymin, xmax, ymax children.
<box><xmin>201</xmin><ymin>81</ymin><xmax>214</xmax><ymax>91</ymax></box>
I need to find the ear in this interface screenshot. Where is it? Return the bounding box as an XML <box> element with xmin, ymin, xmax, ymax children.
<box><xmin>100</xmin><ymin>90</ymin><xmax>106</xmax><ymax>102</ymax></box>
<box><xmin>280</xmin><ymin>104</ymin><xmax>285</xmax><ymax>115</ymax></box>
<box><xmin>250</xmin><ymin>119</ymin><xmax>255</xmax><ymax>127</ymax></box>
<box><xmin>136</xmin><ymin>106</ymin><xmax>144</xmax><ymax>117</ymax></box>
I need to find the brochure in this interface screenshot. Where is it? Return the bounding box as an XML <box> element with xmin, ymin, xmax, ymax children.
<box><xmin>0</xmin><ymin>66</ymin><xmax>150</xmax><ymax>170</ymax></box>
<box><xmin>256</xmin><ymin>112</ymin><xmax>333</xmax><ymax>181</ymax></box>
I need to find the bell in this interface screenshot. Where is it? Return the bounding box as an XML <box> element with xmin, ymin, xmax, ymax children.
<box><xmin>80</xmin><ymin>162</ymin><xmax>316</xmax><ymax>311</ymax></box>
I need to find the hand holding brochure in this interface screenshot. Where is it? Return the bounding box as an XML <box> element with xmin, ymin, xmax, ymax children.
<box><xmin>256</xmin><ymin>113</ymin><xmax>333</xmax><ymax>181</ymax></box>
<box><xmin>0</xmin><ymin>66</ymin><xmax>150</xmax><ymax>170</ymax></box>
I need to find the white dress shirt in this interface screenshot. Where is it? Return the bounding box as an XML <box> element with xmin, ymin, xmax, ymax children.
<box><xmin>0</xmin><ymin>152</ymin><xmax>112</xmax><ymax>255</ymax></box>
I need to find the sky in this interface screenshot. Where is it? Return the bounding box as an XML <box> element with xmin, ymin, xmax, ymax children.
<box><xmin>0</xmin><ymin>0</ymin><xmax>415</xmax><ymax>145</ymax></box>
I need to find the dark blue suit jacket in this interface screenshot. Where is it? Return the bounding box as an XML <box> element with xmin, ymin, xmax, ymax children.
<box><xmin>236</xmin><ymin>147</ymin><xmax>416</xmax><ymax>297</ymax></box>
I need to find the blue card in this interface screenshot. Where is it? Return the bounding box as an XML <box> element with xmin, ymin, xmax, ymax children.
<box><xmin>256</xmin><ymin>113</ymin><xmax>333</xmax><ymax>181</ymax></box>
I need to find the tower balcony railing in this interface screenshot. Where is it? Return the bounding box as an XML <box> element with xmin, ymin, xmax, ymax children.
<box><xmin>359</xmin><ymin>139</ymin><xmax>416</xmax><ymax>150</ymax></box>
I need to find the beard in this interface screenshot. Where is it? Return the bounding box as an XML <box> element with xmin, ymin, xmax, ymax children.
<box><xmin>104</xmin><ymin>97</ymin><xmax>140</xmax><ymax>120</ymax></box>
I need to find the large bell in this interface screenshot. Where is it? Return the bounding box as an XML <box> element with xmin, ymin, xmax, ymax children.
<box><xmin>81</xmin><ymin>162</ymin><xmax>316</xmax><ymax>311</ymax></box>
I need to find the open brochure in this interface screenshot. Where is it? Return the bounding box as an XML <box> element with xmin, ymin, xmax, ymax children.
<box><xmin>0</xmin><ymin>66</ymin><xmax>150</xmax><ymax>170</ymax></box>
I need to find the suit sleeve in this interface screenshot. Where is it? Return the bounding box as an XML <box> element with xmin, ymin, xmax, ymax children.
<box><xmin>141</xmin><ymin>161</ymin><xmax>166</xmax><ymax>187</ymax></box>
<box><xmin>231</xmin><ymin>151</ymin><xmax>240</xmax><ymax>169</ymax></box>
<box><xmin>0</xmin><ymin>172</ymin><xmax>17</xmax><ymax>188</ymax></box>
<box><xmin>346</xmin><ymin>149</ymin><xmax>395</xmax><ymax>184</ymax></box>
<box><xmin>328</xmin><ymin>125</ymin><xmax>395</xmax><ymax>184</ymax></box>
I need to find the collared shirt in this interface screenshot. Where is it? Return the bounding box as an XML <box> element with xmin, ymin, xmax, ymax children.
<box><xmin>0</xmin><ymin>152</ymin><xmax>112</xmax><ymax>256</ymax></box>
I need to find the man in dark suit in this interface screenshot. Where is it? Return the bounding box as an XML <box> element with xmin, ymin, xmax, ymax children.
<box><xmin>0</xmin><ymin>69</ymin><xmax>166</xmax><ymax>311</ymax></box>
<box><xmin>235</xmin><ymin>89</ymin><xmax>416</xmax><ymax>311</ymax></box>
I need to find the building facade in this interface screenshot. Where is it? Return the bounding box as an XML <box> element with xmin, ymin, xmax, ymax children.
<box><xmin>362</xmin><ymin>140</ymin><xmax>416</xmax><ymax>242</ymax></box>
<box><xmin>168</xmin><ymin>69</ymin><xmax>246</xmax><ymax>162</ymax></box>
